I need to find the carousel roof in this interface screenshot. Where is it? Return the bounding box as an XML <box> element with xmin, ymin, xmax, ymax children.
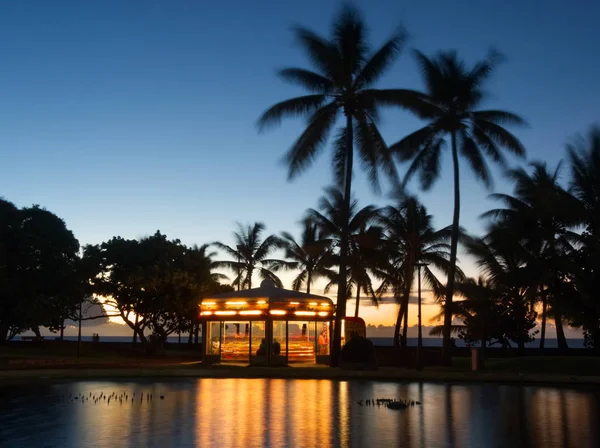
<box><xmin>202</xmin><ymin>279</ymin><xmax>334</xmax><ymax>305</ymax></box>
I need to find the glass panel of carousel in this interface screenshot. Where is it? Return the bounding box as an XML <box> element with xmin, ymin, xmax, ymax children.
<box><xmin>317</xmin><ymin>321</ymin><xmax>330</xmax><ymax>355</ymax></box>
<box><xmin>251</xmin><ymin>321</ymin><xmax>266</xmax><ymax>358</ymax></box>
<box><xmin>221</xmin><ymin>321</ymin><xmax>250</xmax><ymax>362</ymax></box>
<box><xmin>206</xmin><ymin>321</ymin><xmax>221</xmax><ymax>355</ymax></box>
<box><xmin>288</xmin><ymin>321</ymin><xmax>316</xmax><ymax>363</ymax></box>
<box><xmin>272</xmin><ymin>320</ymin><xmax>287</xmax><ymax>357</ymax></box>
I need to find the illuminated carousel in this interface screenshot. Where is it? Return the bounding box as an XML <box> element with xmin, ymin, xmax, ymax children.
<box><xmin>199</xmin><ymin>279</ymin><xmax>334</xmax><ymax>365</ymax></box>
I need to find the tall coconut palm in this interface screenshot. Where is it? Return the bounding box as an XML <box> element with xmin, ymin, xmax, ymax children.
<box><xmin>390</xmin><ymin>50</ymin><xmax>527</xmax><ymax>363</ymax></box>
<box><xmin>279</xmin><ymin>218</ymin><xmax>334</xmax><ymax>294</ymax></box>
<box><xmin>307</xmin><ymin>186</ymin><xmax>381</xmax><ymax>316</ymax></box>
<box><xmin>213</xmin><ymin>222</ymin><xmax>287</xmax><ymax>289</ymax></box>
<box><xmin>257</xmin><ymin>5</ymin><xmax>425</xmax><ymax>364</ymax></box>
<box><xmin>484</xmin><ymin>162</ymin><xmax>580</xmax><ymax>349</ymax></box>
<box><xmin>375</xmin><ymin>195</ymin><xmax>455</xmax><ymax>347</ymax></box>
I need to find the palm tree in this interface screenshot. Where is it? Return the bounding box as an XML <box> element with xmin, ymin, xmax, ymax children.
<box><xmin>279</xmin><ymin>218</ymin><xmax>334</xmax><ymax>293</ymax></box>
<box><xmin>257</xmin><ymin>5</ymin><xmax>424</xmax><ymax>364</ymax></box>
<box><xmin>390</xmin><ymin>50</ymin><xmax>527</xmax><ymax>363</ymax></box>
<box><xmin>213</xmin><ymin>222</ymin><xmax>287</xmax><ymax>289</ymax></box>
<box><xmin>375</xmin><ymin>195</ymin><xmax>455</xmax><ymax>347</ymax></box>
<box><xmin>307</xmin><ymin>186</ymin><xmax>381</xmax><ymax>317</ymax></box>
<box><xmin>483</xmin><ymin>162</ymin><xmax>580</xmax><ymax>349</ymax></box>
<box><xmin>465</xmin><ymin>228</ymin><xmax>538</xmax><ymax>353</ymax></box>
<box><xmin>323</xmin><ymin>224</ymin><xmax>384</xmax><ymax>318</ymax></box>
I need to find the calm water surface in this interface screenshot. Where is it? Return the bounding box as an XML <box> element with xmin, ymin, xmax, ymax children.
<box><xmin>0</xmin><ymin>379</ymin><xmax>598</xmax><ymax>447</ymax></box>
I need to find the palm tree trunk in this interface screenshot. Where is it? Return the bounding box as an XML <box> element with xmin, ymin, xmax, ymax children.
<box><xmin>400</xmin><ymin>268</ymin><xmax>413</xmax><ymax>348</ymax></box>
<box><xmin>306</xmin><ymin>271</ymin><xmax>312</xmax><ymax>294</ymax></box>
<box><xmin>248</xmin><ymin>266</ymin><xmax>253</xmax><ymax>289</ymax></box>
<box><xmin>354</xmin><ymin>284</ymin><xmax>360</xmax><ymax>317</ymax></box>
<box><xmin>539</xmin><ymin>294</ymin><xmax>547</xmax><ymax>349</ymax></box>
<box><xmin>60</xmin><ymin>320</ymin><xmax>65</xmax><ymax>340</ymax></box>
<box><xmin>331</xmin><ymin>112</ymin><xmax>353</xmax><ymax>367</ymax></box>
<box><xmin>393</xmin><ymin>304</ymin><xmax>403</xmax><ymax>347</ymax></box>
<box><xmin>402</xmin><ymin>298</ymin><xmax>409</xmax><ymax>347</ymax></box>
<box><xmin>443</xmin><ymin>131</ymin><xmax>460</xmax><ymax>366</ymax></box>
<box><xmin>555</xmin><ymin>312</ymin><xmax>568</xmax><ymax>349</ymax></box>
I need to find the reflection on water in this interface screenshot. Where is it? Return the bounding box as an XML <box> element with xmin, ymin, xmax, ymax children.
<box><xmin>0</xmin><ymin>379</ymin><xmax>598</xmax><ymax>448</ymax></box>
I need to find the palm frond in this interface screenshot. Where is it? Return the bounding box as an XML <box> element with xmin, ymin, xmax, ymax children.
<box><xmin>461</xmin><ymin>132</ymin><xmax>492</xmax><ymax>188</ymax></box>
<box><xmin>474</xmin><ymin>119</ymin><xmax>526</xmax><ymax>158</ymax></box>
<box><xmin>293</xmin><ymin>26</ymin><xmax>342</xmax><ymax>83</ymax></box>
<box><xmin>468</xmin><ymin>48</ymin><xmax>504</xmax><ymax>87</ymax></box>
<box><xmin>211</xmin><ymin>242</ymin><xmax>240</xmax><ymax>259</ymax></box>
<box><xmin>257</xmin><ymin>95</ymin><xmax>327</xmax><ymax>131</ymax></box>
<box><xmin>403</xmin><ymin>137</ymin><xmax>445</xmax><ymax>190</ymax></box>
<box><xmin>278</xmin><ymin>68</ymin><xmax>334</xmax><ymax>93</ymax></box>
<box><xmin>354</xmin><ymin>27</ymin><xmax>406</xmax><ymax>89</ymax></box>
<box><xmin>332</xmin><ymin>4</ymin><xmax>368</xmax><ymax>80</ymax></box>
<box><xmin>361</xmin><ymin>88</ymin><xmax>441</xmax><ymax>119</ymax></box>
<box><xmin>390</xmin><ymin>125</ymin><xmax>439</xmax><ymax>162</ymax></box>
<box><xmin>283</xmin><ymin>102</ymin><xmax>339</xmax><ymax>179</ymax></box>
<box><xmin>412</xmin><ymin>49</ymin><xmax>444</xmax><ymax>99</ymax></box>
<box><xmin>473</xmin><ymin>110</ymin><xmax>526</xmax><ymax>126</ymax></box>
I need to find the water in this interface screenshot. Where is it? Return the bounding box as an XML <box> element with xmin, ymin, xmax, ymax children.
<box><xmin>0</xmin><ymin>379</ymin><xmax>597</xmax><ymax>447</ymax></box>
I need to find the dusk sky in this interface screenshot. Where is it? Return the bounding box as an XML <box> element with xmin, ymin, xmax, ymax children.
<box><xmin>1</xmin><ymin>1</ymin><xmax>598</xmax><ymax>332</ymax></box>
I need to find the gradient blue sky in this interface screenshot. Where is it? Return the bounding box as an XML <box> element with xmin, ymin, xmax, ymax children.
<box><xmin>2</xmin><ymin>1</ymin><xmax>599</xmax><ymax>317</ymax></box>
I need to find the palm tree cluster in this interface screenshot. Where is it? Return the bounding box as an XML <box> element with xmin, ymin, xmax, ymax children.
<box><xmin>258</xmin><ymin>4</ymin><xmax>526</xmax><ymax>364</ymax></box>
<box><xmin>435</xmin><ymin>128</ymin><xmax>600</xmax><ymax>354</ymax></box>
<box><xmin>213</xmin><ymin>187</ymin><xmax>454</xmax><ymax>352</ymax></box>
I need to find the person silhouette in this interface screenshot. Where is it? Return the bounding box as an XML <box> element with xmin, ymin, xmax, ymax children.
<box><xmin>257</xmin><ymin>338</ymin><xmax>266</xmax><ymax>356</ymax></box>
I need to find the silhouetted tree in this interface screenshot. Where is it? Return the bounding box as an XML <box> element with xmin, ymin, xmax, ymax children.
<box><xmin>391</xmin><ymin>50</ymin><xmax>526</xmax><ymax>363</ymax></box>
<box><xmin>375</xmin><ymin>195</ymin><xmax>454</xmax><ymax>347</ymax></box>
<box><xmin>431</xmin><ymin>276</ymin><xmax>505</xmax><ymax>357</ymax></box>
<box><xmin>566</xmin><ymin>126</ymin><xmax>600</xmax><ymax>350</ymax></box>
<box><xmin>88</xmin><ymin>232</ymin><xmax>216</xmax><ymax>348</ymax></box>
<box><xmin>279</xmin><ymin>218</ymin><xmax>334</xmax><ymax>293</ymax></box>
<box><xmin>465</xmin><ymin>228</ymin><xmax>538</xmax><ymax>352</ymax></box>
<box><xmin>0</xmin><ymin>200</ymin><xmax>80</xmax><ymax>342</ymax></box>
<box><xmin>213</xmin><ymin>222</ymin><xmax>286</xmax><ymax>289</ymax></box>
<box><xmin>484</xmin><ymin>162</ymin><xmax>580</xmax><ymax>349</ymax></box>
<box><xmin>307</xmin><ymin>186</ymin><xmax>381</xmax><ymax>316</ymax></box>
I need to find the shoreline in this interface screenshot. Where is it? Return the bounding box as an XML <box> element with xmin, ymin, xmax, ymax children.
<box><xmin>1</xmin><ymin>366</ymin><xmax>599</xmax><ymax>387</ymax></box>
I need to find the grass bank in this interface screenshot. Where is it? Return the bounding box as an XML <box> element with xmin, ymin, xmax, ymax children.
<box><xmin>1</xmin><ymin>363</ymin><xmax>599</xmax><ymax>387</ymax></box>
<box><xmin>2</xmin><ymin>342</ymin><xmax>599</xmax><ymax>386</ymax></box>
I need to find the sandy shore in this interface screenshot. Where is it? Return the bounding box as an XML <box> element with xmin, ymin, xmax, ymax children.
<box><xmin>1</xmin><ymin>365</ymin><xmax>599</xmax><ymax>386</ymax></box>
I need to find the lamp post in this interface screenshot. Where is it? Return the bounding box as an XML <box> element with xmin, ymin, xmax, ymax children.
<box><xmin>415</xmin><ymin>262</ymin><xmax>428</xmax><ymax>371</ymax></box>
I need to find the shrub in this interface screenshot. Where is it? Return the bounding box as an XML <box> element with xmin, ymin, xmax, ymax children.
<box><xmin>340</xmin><ymin>336</ymin><xmax>377</xmax><ymax>369</ymax></box>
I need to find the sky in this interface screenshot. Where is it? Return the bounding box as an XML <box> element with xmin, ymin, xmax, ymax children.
<box><xmin>2</xmin><ymin>0</ymin><xmax>599</xmax><ymax>335</ymax></box>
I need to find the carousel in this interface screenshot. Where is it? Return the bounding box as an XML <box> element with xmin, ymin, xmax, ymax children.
<box><xmin>199</xmin><ymin>279</ymin><xmax>335</xmax><ymax>365</ymax></box>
